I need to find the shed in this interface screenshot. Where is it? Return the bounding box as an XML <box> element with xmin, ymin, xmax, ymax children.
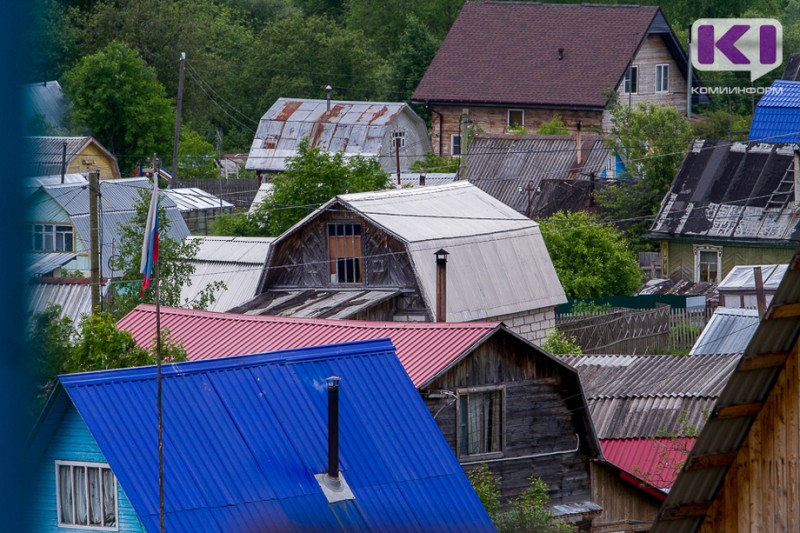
<box><xmin>119</xmin><ymin>305</ymin><xmax>602</xmax><ymax>522</ymax></box>
<box><xmin>31</xmin><ymin>339</ymin><xmax>496</xmax><ymax>532</ymax></box>
<box><xmin>716</xmin><ymin>264</ymin><xmax>787</xmax><ymax>308</ymax></box>
<box><xmin>233</xmin><ymin>182</ymin><xmax>567</xmax><ymax>343</ymax></box>
<box><xmin>748</xmin><ymin>80</ymin><xmax>800</xmax><ymax>143</ymax></box>
<box><xmin>25</xmin><ymin>136</ymin><xmax>121</xmax><ymax>179</ymax></box>
<box><xmin>653</xmin><ymin>250</ymin><xmax>800</xmax><ymax>532</ymax></box>
<box><xmin>245</xmin><ymin>98</ymin><xmax>431</xmax><ymax>174</ymax></box>
<box><xmin>180</xmin><ymin>236</ymin><xmax>273</xmax><ymax>311</ymax></box>
<box><xmin>162</xmin><ymin>187</ymin><xmax>234</xmax><ymax>235</ymax></box>
<box><xmin>690</xmin><ymin>308</ymin><xmax>759</xmax><ymax>356</ymax></box>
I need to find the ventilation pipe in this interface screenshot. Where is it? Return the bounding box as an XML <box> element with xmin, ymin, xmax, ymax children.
<box><xmin>326</xmin><ymin>376</ymin><xmax>341</xmax><ymax>480</ymax></box>
<box><xmin>326</xmin><ymin>85</ymin><xmax>332</xmax><ymax>112</ymax></box>
<box><xmin>419</xmin><ymin>173</ymin><xmax>426</xmax><ymax>186</ymax></box>
<box><xmin>435</xmin><ymin>249</ymin><xmax>449</xmax><ymax>322</ymax></box>
<box><xmin>576</xmin><ymin>120</ymin><xmax>582</xmax><ymax>166</ymax></box>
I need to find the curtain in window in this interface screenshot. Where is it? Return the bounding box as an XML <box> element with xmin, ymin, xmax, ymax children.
<box><xmin>468</xmin><ymin>394</ymin><xmax>483</xmax><ymax>454</ymax></box>
<box><xmin>103</xmin><ymin>469</ymin><xmax>117</xmax><ymax>526</ymax></box>
<box><xmin>73</xmin><ymin>466</ymin><xmax>88</xmax><ymax>525</ymax></box>
<box><xmin>88</xmin><ymin>467</ymin><xmax>102</xmax><ymax>525</ymax></box>
<box><xmin>58</xmin><ymin>465</ymin><xmax>73</xmax><ymax>524</ymax></box>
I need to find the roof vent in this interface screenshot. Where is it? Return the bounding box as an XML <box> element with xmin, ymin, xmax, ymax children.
<box><xmin>315</xmin><ymin>376</ymin><xmax>354</xmax><ymax>502</ymax></box>
<box><xmin>558</xmin><ymin>48</ymin><xmax>564</xmax><ymax>60</ymax></box>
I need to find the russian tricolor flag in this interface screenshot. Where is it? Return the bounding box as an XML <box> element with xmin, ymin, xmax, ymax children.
<box><xmin>140</xmin><ymin>174</ymin><xmax>159</xmax><ymax>295</ymax></box>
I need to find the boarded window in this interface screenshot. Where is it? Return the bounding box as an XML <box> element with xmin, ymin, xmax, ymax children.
<box><xmin>56</xmin><ymin>461</ymin><xmax>117</xmax><ymax>530</ymax></box>
<box><xmin>328</xmin><ymin>223</ymin><xmax>363</xmax><ymax>284</ymax></box>
<box><xmin>458</xmin><ymin>389</ymin><xmax>503</xmax><ymax>456</ymax></box>
<box><xmin>624</xmin><ymin>65</ymin><xmax>638</xmax><ymax>94</ymax></box>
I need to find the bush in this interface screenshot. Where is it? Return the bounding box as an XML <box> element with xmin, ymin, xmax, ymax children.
<box><xmin>542</xmin><ymin>330</ymin><xmax>582</xmax><ymax>355</ymax></box>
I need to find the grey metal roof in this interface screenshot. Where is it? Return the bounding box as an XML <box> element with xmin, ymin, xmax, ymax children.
<box><xmin>653</xmin><ymin>250</ymin><xmax>800</xmax><ymax>533</ymax></box>
<box><xmin>24</xmin><ymin>136</ymin><xmax>118</xmax><ymax>178</ymax></box>
<box><xmin>246</xmin><ymin>98</ymin><xmax>429</xmax><ymax>172</ymax></box>
<box><xmin>27</xmin><ymin>279</ymin><xmax>107</xmax><ymax>327</ymax></box>
<box><xmin>560</xmin><ymin>354</ymin><xmax>740</xmax><ymax>439</ymax></box>
<box><xmin>465</xmin><ymin>134</ymin><xmax>615</xmax><ymax>217</ymax></box>
<box><xmin>333</xmin><ymin>182</ymin><xmax>567</xmax><ymax>320</ymax></box>
<box><xmin>716</xmin><ymin>263</ymin><xmax>787</xmax><ymax>292</ymax></box>
<box><xmin>398</xmin><ymin>173</ymin><xmax>457</xmax><ymax>187</ymax></box>
<box><xmin>181</xmin><ymin>236</ymin><xmax>273</xmax><ymax>312</ymax></box>
<box><xmin>649</xmin><ymin>140</ymin><xmax>800</xmax><ymax>244</ymax></box>
<box><xmin>24</xmin><ymin>81</ymin><xmax>69</xmax><ymax>133</ymax></box>
<box><xmin>237</xmin><ymin>289</ymin><xmax>403</xmax><ymax>319</ymax></box>
<box><xmin>248</xmin><ymin>182</ymin><xmax>273</xmax><ymax>213</ymax></box>
<box><xmin>26</xmin><ymin>252</ymin><xmax>77</xmax><ymax>277</ymax></box>
<box><xmin>25</xmin><ymin>173</ymin><xmax>87</xmax><ymax>193</ymax></box>
<box><xmin>690</xmin><ymin>307</ymin><xmax>759</xmax><ymax>355</ymax></box>
<box><xmin>162</xmin><ymin>188</ymin><xmax>233</xmax><ymax>212</ymax></box>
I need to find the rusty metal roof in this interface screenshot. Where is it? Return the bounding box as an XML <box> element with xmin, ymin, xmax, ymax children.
<box><xmin>118</xmin><ymin>304</ymin><xmax>500</xmax><ymax>388</ymax></box>
<box><xmin>245</xmin><ymin>98</ymin><xmax>429</xmax><ymax>172</ymax></box>
<box><xmin>652</xmin><ymin>250</ymin><xmax>800</xmax><ymax>533</ymax></box>
<box><xmin>649</xmin><ymin>140</ymin><xmax>800</xmax><ymax>245</ymax></box>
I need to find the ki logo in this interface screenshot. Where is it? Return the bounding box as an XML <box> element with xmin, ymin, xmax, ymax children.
<box><xmin>691</xmin><ymin>19</ymin><xmax>783</xmax><ymax>81</ymax></box>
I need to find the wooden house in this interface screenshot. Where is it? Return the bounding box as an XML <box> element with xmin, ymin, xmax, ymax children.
<box><xmin>25</xmin><ymin>136</ymin><xmax>121</xmax><ymax>180</ymax></box>
<box><xmin>119</xmin><ymin>305</ymin><xmax>603</xmax><ymax>525</ymax></box>
<box><xmin>648</xmin><ymin>141</ymin><xmax>800</xmax><ymax>284</ymax></box>
<box><xmin>245</xmin><ymin>98</ymin><xmax>432</xmax><ymax>177</ymax></box>
<box><xmin>653</xmin><ymin>249</ymin><xmax>800</xmax><ymax>532</ymax></box>
<box><xmin>25</xmin><ymin>178</ymin><xmax>189</xmax><ymax>278</ymax></box>
<box><xmin>30</xmin><ymin>339</ymin><xmax>496</xmax><ymax>532</ymax></box>
<box><xmin>562</xmin><ymin>354</ymin><xmax>740</xmax><ymax>532</ymax></box>
<box><xmin>412</xmin><ymin>2</ymin><xmax>704</xmax><ymax>156</ymax></box>
<box><xmin>232</xmin><ymin>182</ymin><xmax>566</xmax><ymax>344</ymax></box>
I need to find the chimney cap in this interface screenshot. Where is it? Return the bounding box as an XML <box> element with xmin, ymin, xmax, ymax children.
<box><xmin>325</xmin><ymin>375</ymin><xmax>341</xmax><ymax>388</ymax></box>
<box><xmin>434</xmin><ymin>249</ymin><xmax>449</xmax><ymax>260</ymax></box>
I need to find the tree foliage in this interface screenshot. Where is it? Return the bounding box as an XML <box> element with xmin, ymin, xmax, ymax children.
<box><xmin>540</xmin><ymin>211</ymin><xmax>643</xmax><ymax>299</ymax></box>
<box><xmin>536</xmin><ymin>114</ymin><xmax>569</xmax><ymax>135</ymax></box>
<box><xmin>595</xmin><ymin>102</ymin><xmax>693</xmax><ymax>246</ymax></box>
<box><xmin>108</xmin><ymin>188</ymin><xmax>225</xmax><ymax>318</ymax></box>
<box><xmin>62</xmin><ymin>41</ymin><xmax>174</xmax><ymax>160</ymax></box>
<box><xmin>541</xmin><ymin>330</ymin><xmax>583</xmax><ymax>355</ymax></box>
<box><xmin>410</xmin><ymin>151</ymin><xmax>460</xmax><ymax>173</ymax></box>
<box><xmin>258</xmin><ymin>138</ymin><xmax>391</xmax><ymax>236</ymax></box>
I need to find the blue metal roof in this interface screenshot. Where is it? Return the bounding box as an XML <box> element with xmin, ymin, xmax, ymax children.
<box><xmin>58</xmin><ymin>339</ymin><xmax>495</xmax><ymax>532</ymax></box>
<box><xmin>749</xmin><ymin>80</ymin><xmax>800</xmax><ymax>143</ymax></box>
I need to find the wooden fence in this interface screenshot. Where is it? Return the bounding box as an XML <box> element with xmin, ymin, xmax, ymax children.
<box><xmin>556</xmin><ymin>306</ymin><xmax>711</xmax><ymax>354</ymax></box>
<box><xmin>173</xmin><ymin>177</ymin><xmax>260</xmax><ymax>208</ymax></box>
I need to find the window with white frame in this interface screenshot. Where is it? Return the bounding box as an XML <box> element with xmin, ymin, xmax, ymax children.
<box><xmin>655</xmin><ymin>64</ymin><xmax>669</xmax><ymax>93</ymax></box>
<box><xmin>507</xmin><ymin>109</ymin><xmax>524</xmax><ymax>128</ymax></box>
<box><xmin>457</xmin><ymin>388</ymin><xmax>504</xmax><ymax>457</ymax></box>
<box><xmin>328</xmin><ymin>223</ymin><xmax>363</xmax><ymax>284</ymax></box>
<box><xmin>29</xmin><ymin>224</ymin><xmax>74</xmax><ymax>252</ymax></box>
<box><xmin>451</xmin><ymin>134</ymin><xmax>461</xmax><ymax>157</ymax></box>
<box><xmin>694</xmin><ymin>246</ymin><xmax>722</xmax><ymax>284</ymax></box>
<box><xmin>391</xmin><ymin>129</ymin><xmax>407</xmax><ymax>149</ymax></box>
<box><xmin>623</xmin><ymin>65</ymin><xmax>638</xmax><ymax>94</ymax></box>
<box><xmin>56</xmin><ymin>461</ymin><xmax>118</xmax><ymax>529</ymax></box>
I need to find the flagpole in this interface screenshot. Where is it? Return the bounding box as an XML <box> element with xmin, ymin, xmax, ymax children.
<box><xmin>153</xmin><ymin>154</ymin><xmax>165</xmax><ymax>533</ymax></box>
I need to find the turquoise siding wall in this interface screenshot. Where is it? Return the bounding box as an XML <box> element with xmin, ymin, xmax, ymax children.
<box><xmin>33</xmin><ymin>405</ymin><xmax>145</xmax><ymax>532</ymax></box>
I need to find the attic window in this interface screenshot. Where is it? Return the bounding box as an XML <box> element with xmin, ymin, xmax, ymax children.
<box><xmin>655</xmin><ymin>64</ymin><xmax>669</xmax><ymax>93</ymax></box>
<box><xmin>56</xmin><ymin>461</ymin><xmax>118</xmax><ymax>530</ymax></box>
<box><xmin>694</xmin><ymin>246</ymin><xmax>722</xmax><ymax>284</ymax></box>
<box><xmin>457</xmin><ymin>387</ymin><xmax>504</xmax><ymax>457</ymax></box>
<box><xmin>30</xmin><ymin>224</ymin><xmax>74</xmax><ymax>252</ymax></box>
<box><xmin>623</xmin><ymin>65</ymin><xmax>638</xmax><ymax>94</ymax></box>
<box><xmin>328</xmin><ymin>223</ymin><xmax>362</xmax><ymax>284</ymax></box>
<box><xmin>508</xmin><ymin>109</ymin><xmax>524</xmax><ymax>128</ymax></box>
<box><xmin>392</xmin><ymin>129</ymin><xmax>407</xmax><ymax>149</ymax></box>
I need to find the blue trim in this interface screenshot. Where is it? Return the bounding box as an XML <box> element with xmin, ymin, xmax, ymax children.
<box><xmin>60</xmin><ymin>338</ymin><xmax>396</xmax><ymax>387</ymax></box>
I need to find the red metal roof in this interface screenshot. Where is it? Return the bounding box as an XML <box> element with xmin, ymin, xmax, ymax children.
<box><xmin>118</xmin><ymin>305</ymin><xmax>499</xmax><ymax>388</ymax></box>
<box><xmin>600</xmin><ymin>438</ymin><xmax>696</xmax><ymax>493</ymax></box>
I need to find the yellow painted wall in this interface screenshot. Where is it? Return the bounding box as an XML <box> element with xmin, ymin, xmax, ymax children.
<box><xmin>66</xmin><ymin>143</ymin><xmax>121</xmax><ymax>179</ymax></box>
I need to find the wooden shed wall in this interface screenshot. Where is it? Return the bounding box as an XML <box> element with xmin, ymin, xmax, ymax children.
<box><xmin>664</xmin><ymin>241</ymin><xmax>796</xmax><ymax>283</ymax></box>
<box><xmin>589</xmin><ymin>463</ymin><xmax>661</xmax><ymax>532</ymax></box>
<box><xmin>424</xmin><ymin>332</ymin><xmax>593</xmax><ymax>505</ymax></box>
<box><xmin>699</xmin><ymin>341</ymin><xmax>800</xmax><ymax>532</ymax></box>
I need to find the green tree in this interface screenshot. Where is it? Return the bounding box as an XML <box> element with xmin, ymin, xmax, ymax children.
<box><xmin>595</xmin><ymin>102</ymin><xmax>693</xmax><ymax>246</ymax></box>
<box><xmin>62</xmin><ymin>41</ymin><xmax>174</xmax><ymax>159</ymax></box>
<box><xmin>108</xmin><ymin>188</ymin><xmax>225</xmax><ymax>318</ymax></box>
<box><xmin>28</xmin><ymin>305</ymin><xmax>76</xmax><ymax>403</ymax></box>
<box><xmin>536</xmin><ymin>114</ymin><xmax>569</xmax><ymax>135</ymax></box>
<box><xmin>410</xmin><ymin>151</ymin><xmax>460</xmax><ymax>173</ymax></box>
<box><xmin>259</xmin><ymin>138</ymin><xmax>391</xmax><ymax>236</ymax></box>
<box><xmin>178</xmin><ymin>128</ymin><xmax>219</xmax><ymax>179</ymax></box>
<box><xmin>211</xmin><ymin>210</ymin><xmax>265</xmax><ymax>237</ymax></box>
<box><xmin>66</xmin><ymin>311</ymin><xmax>152</xmax><ymax>373</ymax></box>
<box><xmin>540</xmin><ymin>211</ymin><xmax>643</xmax><ymax>298</ymax></box>
<box><xmin>541</xmin><ymin>330</ymin><xmax>582</xmax><ymax>355</ymax></box>
<box><xmin>388</xmin><ymin>15</ymin><xmax>441</xmax><ymax>102</ymax></box>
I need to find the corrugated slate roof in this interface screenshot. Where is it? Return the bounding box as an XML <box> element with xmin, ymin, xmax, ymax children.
<box><xmin>465</xmin><ymin>134</ymin><xmax>615</xmax><ymax>217</ymax></box>
<box><xmin>689</xmin><ymin>307</ymin><xmax>759</xmax><ymax>355</ymax></box>
<box><xmin>163</xmin><ymin>187</ymin><xmax>233</xmax><ymax>212</ymax></box>
<box><xmin>653</xmin><ymin>251</ymin><xmax>800</xmax><ymax>533</ymax></box>
<box><xmin>58</xmin><ymin>339</ymin><xmax>496</xmax><ymax>532</ymax></box>
<box><xmin>118</xmin><ymin>305</ymin><xmax>499</xmax><ymax>388</ymax></box>
<box><xmin>24</xmin><ymin>81</ymin><xmax>69</xmax><ymax>133</ymax></box>
<box><xmin>246</xmin><ymin>98</ymin><xmax>429</xmax><ymax>172</ymax></box>
<box><xmin>749</xmin><ymin>80</ymin><xmax>800</xmax><ymax>143</ymax></box>
<box><xmin>26</xmin><ymin>252</ymin><xmax>76</xmax><ymax>277</ymax></box>
<box><xmin>587</xmin><ymin>396</ymin><xmax>719</xmax><ymax>440</ymax></box>
<box><xmin>238</xmin><ymin>289</ymin><xmax>403</xmax><ymax>319</ymax></box>
<box><xmin>27</xmin><ymin>278</ymin><xmax>107</xmax><ymax>326</ymax></box>
<box><xmin>649</xmin><ymin>140</ymin><xmax>800</xmax><ymax>244</ymax></box>
<box><xmin>180</xmin><ymin>236</ymin><xmax>273</xmax><ymax>312</ymax></box>
<box><xmin>601</xmin><ymin>438</ymin><xmax>695</xmax><ymax>491</ymax></box>
<box><xmin>413</xmin><ymin>3</ymin><xmax>678</xmax><ymax>108</ymax></box>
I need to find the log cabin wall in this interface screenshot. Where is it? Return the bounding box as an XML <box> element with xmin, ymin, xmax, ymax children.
<box><xmin>424</xmin><ymin>331</ymin><xmax>593</xmax><ymax>506</ymax></box>
<box><xmin>589</xmin><ymin>463</ymin><xmax>661</xmax><ymax>532</ymax></box>
<box><xmin>698</xmin><ymin>340</ymin><xmax>800</xmax><ymax>533</ymax></box>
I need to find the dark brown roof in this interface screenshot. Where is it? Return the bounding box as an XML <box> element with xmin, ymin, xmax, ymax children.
<box><xmin>413</xmin><ymin>2</ymin><xmax>661</xmax><ymax>108</ymax></box>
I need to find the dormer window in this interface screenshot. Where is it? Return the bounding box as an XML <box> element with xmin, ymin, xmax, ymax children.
<box><xmin>392</xmin><ymin>129</ymin><xmax>407</xmax><ymax>149</ymax></box>
<box><xmin>328</xmin><ymin>223</ymin><xmax>362</xmax><ymax>284</ymax></box>
<box><xmin>30</xmin><ymin>224</ymin><xmax>74</xmax><ymax>252</ymax></box>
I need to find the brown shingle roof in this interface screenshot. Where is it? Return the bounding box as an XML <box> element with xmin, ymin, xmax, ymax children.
<box><xmin>413</xmin><ymin>2</ymin><xmax>660</xmax><ymax>108</ymax></box>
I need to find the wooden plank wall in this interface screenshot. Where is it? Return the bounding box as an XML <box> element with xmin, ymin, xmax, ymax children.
<box><xmin>666</xmin><ymin>242</ymin><xmax>796</xmax><ymax>283</ymax></box>
<box><xmin>589</xmin><ymin>463</ymin><xmax>661</xmax><ymax>533</ymax></box>
<box><xmin>699</xmin><ymin>341</ymin><xmax>800</xmax><ymax>532</ymax></box>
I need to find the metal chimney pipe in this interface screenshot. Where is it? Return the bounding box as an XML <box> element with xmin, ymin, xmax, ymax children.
<box><xmin>576</xmin><ymin>120</ymin><xmax>582</xmax><ymax>166</ymax></box>
<box><xmin>326</xmin><ymin>376</ymin><xmax>341</xmax><ymax>479</ymax></box>
<box><xmin>326</xmin><ymin>85</ymin><xmax>332</xmax><ymax>112</ymax></box>
<box><xmin>61</xmin><ymin>141</ymin><xmax>67</xmax><ymax>184</ymax></box>
<box><xmin>793</xmin><ymin>147</ymin><xmax>799</xmax><ymax>209</ymax></box>
<box><xmin>754</xmin><ymin>267</ymin><xmax>767</xmax><ymax>321</ymax></box>
<box><xmin>419</xmin><ymin>173</ymin><xmax>426</xmax><ymax>186</ymax></box>
<box><xmin>435</xmin><ymin>249</ymin><xmax>449</xmax><ymax>322</ymax></box>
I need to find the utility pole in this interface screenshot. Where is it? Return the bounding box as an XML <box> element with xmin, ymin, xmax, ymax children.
<box><xmin>171</xmin><ymin>52</ymin><xmax>186</xmax><ymax>187</ymax></box>
<box><xmin>461</xmin><ymin>108</ymin><xmax>469</xmax><ymax>178</ymax></box>
<box><xmin>395</xmin><ymin>137</ymin><xmax>401</xmax><ymax>185</ymax></box>
<box><xmin>687</xmin><ymin>28</ymin><xmax>693</xmax><ymax>118</ymax></box>
<box><xmin>60</xmin><ymin>141</ymin><xmax>67</xmax><ymax>184</ymax></box>
<box><xmin>89</xmin><ymin>170</ymin><xmax>101</xmax><ymax>312</ymax></box>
